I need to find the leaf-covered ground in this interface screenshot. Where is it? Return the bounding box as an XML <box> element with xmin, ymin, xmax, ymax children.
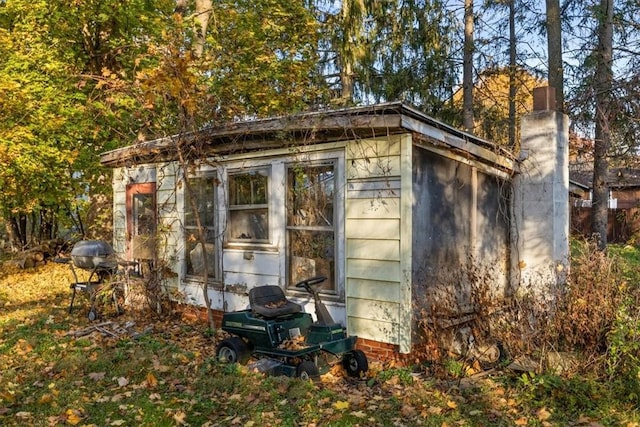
<box><xmin>1</xmin><ymin>263</ymin><xmax>639</xmax><ymax>426</ymax></box>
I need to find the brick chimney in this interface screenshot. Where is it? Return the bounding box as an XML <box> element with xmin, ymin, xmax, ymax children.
<box><xmin>533</xmin><ymin>86</ymin><xmax>557</xmax><ymax>111</ymax></box>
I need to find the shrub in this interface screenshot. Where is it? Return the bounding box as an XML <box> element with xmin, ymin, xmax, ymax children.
<box><xmin>606</xmin><ymin>298</ymin><xmax>640</xmax><ymax>401</ymax></box>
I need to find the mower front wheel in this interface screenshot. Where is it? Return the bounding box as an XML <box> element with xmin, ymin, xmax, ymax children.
<box><xmin>296</xmin><ymin>361</ymin><xmax>319</xmax><ymax>380</ymax></box>
<box><xmin>343</xmin><ymin>350</ymin><xmax>368</xmax><ymax>377</ymax></box>
<box><xmin>216</xmin><ymin>337</ymin><xmax>250</xmax><ymax>364</ymax></box>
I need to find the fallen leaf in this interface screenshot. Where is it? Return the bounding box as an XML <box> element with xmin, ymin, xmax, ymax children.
<box><xmin>146</xmin><ymin>373</ymin><xmax>158</xmax><ymax>388</ymax></box>
<box><xmin>515</xmin><ymin>417</ymin><xmax>528</xmax><ymax>425</ymax></box>
<box><xmin>117</xmin><ymin>377</ymin><xmax>129</xmax><ymax>387</ymax></box>
<box><xmin>537</xmin><ymin>407</ymin><xmax>552</xmax><ymax>421</ymax></box>
<box><xmin>446</xmin><ymin>400</ymin><xmax>458</xmax><ymax>409</ymax></box>
<box><xmin>173</xmin><ymin>411</ymin><xmax>187</xmax><ymax>425</ymax></box>
<box><xmin>0</xmin><ymin>391</ymin><xmax>15</xmax><ymax>403</ymax></box>
<box><xmin>333</xmin><ymin>400</ymin><xmax>350</xmax><ymax>410</ymax></box>
<box><xmin>351</xmin><ymin>410</ymin><xmax>367</xmax><ymax>419</ymax></box>
<box><xmin>426</xmin><ymin>406</ymin><xmax>443</xmax><ymax>415</ymax></box>
<box><xmin>15</xmin><ymin>339</ymin><xmax>33</xmax><ymax>355</ymax></box>
<box><xmin>65</xmin><ymin>408</ymin><xmax>83</xmax><ymax>425</ymax></box>
<box><xmin>38</xmin><ymin>394</ymin><xmax>54</xmax><ymax>404</ymax></box>
<box><xmin>88</xmin><ymin>372</ymin><xmax>105</xmax><ymax>381</ymax></box>
<box><xmin>401</xmin><ymin>405</ymin><xmax>417</xmax><ymax>417</ymax></box>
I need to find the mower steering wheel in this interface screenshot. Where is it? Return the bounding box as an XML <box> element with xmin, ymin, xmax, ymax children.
<box><xmin>295</xmin><ymin>276</ymin><xmax>327</xmax><ymax>290</ymax></box>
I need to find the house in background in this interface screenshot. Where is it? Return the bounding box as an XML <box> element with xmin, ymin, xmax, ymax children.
<box><xmin>570</xmin><ymin>168</ymin><xmax>640</xmax><ymax>242</ymax></box>
<box><xmin>100</xmin><ymin>100</ymin><xmax>569</xmax><ymax>359</ymax></box>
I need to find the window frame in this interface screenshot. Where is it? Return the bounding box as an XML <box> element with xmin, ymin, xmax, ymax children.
<box><xmin>285</xmin><ymin>159</ymin><xmax>339</xmax><ymax>297</ymax></box>
<box><xmin>226</xmin><ymin>167</ymin><xmax>271</xmax><ymax>246</ymax></box>
<box><xmin>183</xmin><ymin>173</ymin><xmax>220</xmax><ymax>284</ymax></box>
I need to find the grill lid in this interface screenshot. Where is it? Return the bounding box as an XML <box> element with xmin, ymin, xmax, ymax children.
<box><xmin>70</xmin><ymin>240</ymin><xmax>116</xmax><ymax>270</ymax></box>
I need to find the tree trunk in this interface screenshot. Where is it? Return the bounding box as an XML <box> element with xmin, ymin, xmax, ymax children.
<box><xmin>463</xmin><ymin>0</ymin><xmax>474</xmax><ymax>132</ymax></box>
<box><xmin>10</xmin><ymin>214</ymin><xmax>28</xmax><ymax>249</ymax></box>
<box><xmin>340</xmin><ymin>60</ymin><xmax>354</xmax><ymax>105</ymax></box>
<box><xmin>174</xmin><ymin>0</ymin><xmax>212</xmax><ymax>58</ymax></box>
<box><xmin>546</xmin><ymin>0</ymin><xmax>564</xmax><ymax>112</ymax></box>
<box><xmin>338</xmin><ymin>0</ymin><xmax>360</xmax><ymax>105</ymax></box>
<box><xmin>193</xmin><ymin>0</ymin><xmax>212</xmax><ymax>58</ymax></box>
<box><xmin>508</xmin><ymin>0</ymin><xmax>517</xmax><ymax>148</ymax></box>
<box><xmin>591</xmin><ymin>0</ymin><xmax>614</xmax><ymax>250</ymax></box>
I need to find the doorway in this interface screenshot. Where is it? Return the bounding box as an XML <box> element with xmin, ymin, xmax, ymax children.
<box><xmin>125</xmin><ymin>182</ymin><xmax>156</xmax><ymax>272</ymax></box>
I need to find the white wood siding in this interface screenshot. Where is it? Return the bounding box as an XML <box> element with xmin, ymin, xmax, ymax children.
<box><xmin>111</xmin><ymin>165</ymin><xmax>157</xmax><ymax>257</ymax></box>
<box><xmin>112</xmin><ymin>168</ymin><xmax>127</xmax><ymax>256</ymax></box>
<box><xmin>345</xmin><ymin>134</ymin><xmax>412</xmax><ymax>352</ymax></box>
<box><xmin>156</xmin><ymin>162</ymin><xmax>180</xmax><ymax>289</ymax></box>
<box><xmin>222</xmin><ymin>249</ymin><xmax>280</xmax><ymax>292</ymax></box>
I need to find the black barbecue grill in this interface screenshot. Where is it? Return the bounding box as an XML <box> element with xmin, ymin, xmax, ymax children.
<box><xmin>56</xmin><ymin>240</ymin><xmax>136</xmax><ymax>320</ymax></box>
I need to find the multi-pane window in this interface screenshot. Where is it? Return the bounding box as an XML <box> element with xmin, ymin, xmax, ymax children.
<box><xmin>228</xmin><ymin>169</ymin><xmax>269</xmax><ymax>243</ymax></box>
<box><xmin>185</xmin><ymin>176</ymin><xmax>217</xmax><ymax>279</ymax></box>
<box><xmin>287</xmin><ymin>162</ymin><xmax>336</xmax><ymax>293</ymax></box>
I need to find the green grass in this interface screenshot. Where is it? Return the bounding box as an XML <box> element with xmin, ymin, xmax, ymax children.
<box><xmin>1</xmin><ymin>261</ymin><xmax>640</xmax><ymax>426</ymax></box>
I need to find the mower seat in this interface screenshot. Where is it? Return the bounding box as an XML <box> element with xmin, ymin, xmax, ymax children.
<box><xmin>249</xmin><ymin>285</ymin><xmax>302</xmax><ymax>318</ymax></box>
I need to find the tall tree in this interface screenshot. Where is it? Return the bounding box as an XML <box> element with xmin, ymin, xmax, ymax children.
<box><xmin>591</xmin><ymin>0</ymin><xmax>614</xmax><ymax>250</ymax></box>
<box><xmin>463</xmin><ymin>0</ymin><xmax>475</xmax><ymax>132</ymax></box>
<box><xmin>469</xmin><ymin>0</ymin><xmax>543</xmax><ymax>145</ymax></box>
<box><xmin>546</xmin><ymin>0</ymin><xmax>564</xmax><ymax>112</ymax></box>
<box><xmin>338</xmin><ymin>0</ymin><xmax>365</xmax><ymax>104</ymax></box>
<box><xmin>314</xmin><ymin>0</ymin><xmax>458</xmax><ymax>116</ymax></box>
<box><xmin>507</xmin><ymin>0</ymin><xmax>517</xmax><ymax>146</ymax></box>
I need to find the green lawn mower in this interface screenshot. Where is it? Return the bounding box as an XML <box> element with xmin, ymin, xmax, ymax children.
<box><xmin>216</xmin><ymin>276</ymin><xmax>369</xmax><ymax>380</ymax></box>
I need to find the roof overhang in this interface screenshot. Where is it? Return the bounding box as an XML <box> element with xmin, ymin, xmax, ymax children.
<box><xmin>100</xmin><ymin>102</ymin><xmax>517</xmax><ymax>174</ymax></box>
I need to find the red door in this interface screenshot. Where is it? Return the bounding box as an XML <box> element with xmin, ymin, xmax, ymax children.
<box><xmin>125</xmin><ymin>183</ymin><xmax>156</xmax><ymax>264</ymax></box>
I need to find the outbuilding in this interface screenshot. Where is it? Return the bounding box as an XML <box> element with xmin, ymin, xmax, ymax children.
<box><xmin>100</xmin><ymin>100</ymin><xmax>569</xmax><ymax>358</ymax></box>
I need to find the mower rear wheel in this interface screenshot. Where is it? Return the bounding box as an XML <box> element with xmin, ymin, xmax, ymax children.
<box><xmin>343</xmin><ymin>350</ymin><xmax>368</xmax><ymax>377</ymax></box>
<box><xmin>216</xmin><ymin>337</ymin><xmax>250</xmax><ymax>364</ymax></box>
<box><xmin>296</xmin><ymin>361</ymin><xmax>319</xmax><ymax>380</ymax></box>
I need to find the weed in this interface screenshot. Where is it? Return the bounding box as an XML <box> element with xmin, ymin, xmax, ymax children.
<box><xmin>376</xmin><ymin>366</ymin><xmax>415</xmax><ymax>385</ymax></box>
<box><xmin>606</xmin><ymin>300</ymin><xmax>640</xmax><ymax>401</ymax></box>
<box><xmin>443</xmin><ymin>358</ymin><xmax>466</xmax><ymax>378</ymax></box>
<box><xmin>517</xmin><ymin>371</ymin><xmax>602</xmax><ymax>421</ymax></box>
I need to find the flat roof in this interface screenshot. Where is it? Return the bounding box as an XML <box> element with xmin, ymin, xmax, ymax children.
<box><xmin>100</xmin><ymin>102</ymin><xmax>516</xmax><ymax>172</ymax></box>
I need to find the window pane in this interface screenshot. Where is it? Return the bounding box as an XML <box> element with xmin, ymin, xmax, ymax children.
<box><xmin>287</xmin><ymin>165</ymin><xmax>334</xmax><ymax>227</ymax></box>
<box><xmin>229</xmin><ymin>172</ymin><xmax>267</xmax><ymax>206</ymax></box>
<box><xmin>228</xmin><ymin>208</ymin><xmax>268</xmax><ymax>241</ymax></box>
<box><xmin>227</xmin><ymin>169</ymin><xmax>269</xmax><ymax>243</ymax></box>
<box><xmin>185</xmin><ymin>177</ymin><xmax>216</xmax><ymax>227</ymax></box>
<box><xmin>184</xmin><ymin>176</ymin><xmax>217</xmax><ymax>279</ymax></box>
<box><xmin>288</xmin><ymin>230</ymin><xmax>335</xmax><ymax>292</ymax></box>
<box><xmin>133</xmin><ymin>193</ymin><xmax>155</xmax><ymax>235</ymax></box>
<box><xmin>185</xmin><ymin>229</ymin><xmax>216</xmax><ymax>277</ymax></box>
<box><xmin>287</xmin><ymin>162</ymin><xmax>336</xmax><ymax>293</ymax></box>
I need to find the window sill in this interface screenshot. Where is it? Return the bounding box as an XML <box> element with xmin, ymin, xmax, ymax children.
<box><xmin>223</xmin><ymin>243</ymin><xmax>279</xmax><ymax>253</ymax></box>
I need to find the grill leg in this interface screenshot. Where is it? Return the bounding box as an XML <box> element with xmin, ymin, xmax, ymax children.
<box><xmin>68</xmin><ymin>286</ymin><xmax>77</xmax><ymax>313</ymax></box>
